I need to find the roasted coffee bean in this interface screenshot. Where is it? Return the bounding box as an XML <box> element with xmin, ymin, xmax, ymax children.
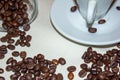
<box><xmin>97</xmin><ymin>72</ymin><xmax>105</xmax><ymax>80</ymax></box>
<box><xmin>51</xmin><ymin>74</ymin><xmax>57</xmax><ymax>80</ymax></box>
<box><xmin>7</xmin><ymin>38</ymin><xmax>15</xmax><ymax>44</ymax></box>
<box><xmin>88</xmin><ymin>27</ymin><xmax>97</xmax><ymax>33</ymax></box>
<box><xmin>71</xmin><ymin>6</ymin><xmax>77</xmax><ymax>12</ymax></box>
<box><xmin>0</xmin><ymin>54</ymin><xmax>5</xmax><ymax>59</ymax></box>
<box><xmin>20</xmin><ymin>51</ymin><xmax>27</xmax><ymax>58</ymax></box>
<box><xmin>112</xmin><ymin>67</ymin><xmax>119</xmax><ymax>73</ymax></box>
<box><xmin>116</xmin><ymin>6</ymin><xmax>120</xmax><ymax>10</ymax></box>
<box><xmin>78</xmin><ymin>69</ymin><xmax>87</xmax><ymax>78</ymax></box>
<box><xmin>98</xmin><ymin>19</ymin><xmax>106</xmax><ymax>24</ymax></box>
<box><xmin>23</xmin><ymin>24</ymin><xmax>30</xmax><ymax>31</ymax></box>
<box><xmin>68</xmin><ymin>72</ymin><xmax>74</xmax><ymax>80</ymax></box>
<box><xmin>26</xmin><ymin>35</ymin><xmax>32</xmax><ymax>42</ymax></box>
<box><xmin>52</xmin><ymin>59</ymin><xmax>58</xmax><ymax>65</ymax></box>
<box><xmin>0</xmin><ymin>76</ymin><xmax>5</xmax><ymax>80</ymax></box>
<box><xmin>25</xmin><ymin>42</ymin><xmax>30</xmax><ymax>47</ymax></box>
<box><xmin>104</xmin><ymin>65</ymin><xmax>110</xmax><ymax>71</ymax></box>
<box><xmin>7</xmin><ymin>44</ymin><xmax>15</xmax><ymax>50</ymax></box>
<box><xmin>87</xmin><ymin>73</ymin><xmax>92</xmax><ymax>80</ymax></box>
<box><xmin>0</xmin><ymin>37</ymin><xmax>7</xmax><ymax>42</ymax></box>
<box><xmin>6</xmin><ymin>57</ymin><xmax>13</xmax><ymax>64</ymax></box>
<box><xmin>20</xmin><ymin>41</ymin><xmax>26</xmax><ymax>47</ymax></box>
<box><xmin>57</xmin><ymin>73</ymin><xmax>63</xmax><ymax>80</ymax></box>
<box><xmin>12</xmin><ymin>51</ymin><xmax>19</xmax><ymax>57</ymax></box>
<box><xmin>0</xmin><ymin>68</ymin><xmax>4</xmax><ymax>74</ymax></box>
<box><xmin>67</xmin><ymin>66</ymin><xmax>76</xmax><ymax>72</ymax></box>
<box><xmin>58</xmin><ymin>57</ymin><xmax>66</xmax><ymax>65</ymax></box>
<box><xmin>10</xmin><ymin>74</ymin><xmax>18</xmax><ymax>80</ymax></box>
<box><xmin>82</xmin><ymin>52</ymin><xmax>87</xmax><ymax>59</ymax></box>
<box><xmin>6</xmin><ymin>65</ymin><xmax>12</xmax><ymax>71</ymax></box>
<box><xmin>80</xmin><ymin>63</ymin><xmax>88</xmax><ymax>70</ymax></box>
<box><xmin>117</xmin><ymin>42</ymin><xmax>120</xmax><ymax>48</ymax></box>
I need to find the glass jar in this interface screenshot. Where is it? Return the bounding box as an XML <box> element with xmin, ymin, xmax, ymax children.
<box><xmin>0</xmin><ymin>0</ymin><xmax>38</xmax><ymax>32</ymax></box>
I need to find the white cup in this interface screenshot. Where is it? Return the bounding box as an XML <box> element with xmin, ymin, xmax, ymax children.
<box><xmin>75</xmin><ymin>0</ymin><xmax>113</xmax><ymax>26</ymax></box>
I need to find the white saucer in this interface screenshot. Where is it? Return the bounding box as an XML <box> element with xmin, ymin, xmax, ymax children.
<box><xmin>50</xmin><ymin>0</ymin><xmax>120</xmax><ymax>46</ymax></box>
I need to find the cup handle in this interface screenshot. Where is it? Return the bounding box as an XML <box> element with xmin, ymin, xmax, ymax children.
<box><xmin>87</xmin><ymin>0</ymin><xmax>97</xmax><ymax>24</ymax></box>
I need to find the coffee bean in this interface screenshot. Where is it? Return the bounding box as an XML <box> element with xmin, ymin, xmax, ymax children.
<box><xmin>71</xmin><ymin>6</ymin><xmax>77</xmax><ymax>12</ymax></box>
<box><xmin>23</xmin><ymin>24</ymin><xmax>30</xmax><ymax>31</ymax></box>
<box><xmin>0</xmin><ymin>68</ymin><xmax>4</xmax><ymax>74</ymax></box>
<box><xmin>116</xmin><ymin>6</ymin><xmax>120</xmax><ymax>10</ymax></box>
<box><xmin>0</xmin><ymin>37</ymin><xmax>7</xmax><ymax>42</ymax></box>
<box><xmin>7</xmin><ymin>39</ymin><xmax>15</xmax><ymax>44</ymax></box>
<box><xmin>57</xmin><ymin>73</ymin><xmax>63</xmax><ymax>80</ymax></box>
<box><xmin>7</xmin><ymin>44</ymin><xmax>15</xmax><ymax>50</ymax></box>
<box><xmin>0</xmin><ymin>54</ymin><xmax>5</xmax><ymax>59</ymax></box>
<box><xmin>0</xmin><ymin>76</ymin><xmax>5</xmax><ymax>80</ymax></box>
<box><xmin>68</xmin><ymin>72</ymin><xmax>74</xmax><ymax>80</ymax></box>
<box><xmin>12</xmin><ymin>51</ymin><xmax>19</xmax><ymax>57</ymax></box>
<box><xmin>80</xmin><ymin>63</ymin><xmax>88</xmax><ymax>70</ymax></box>
<box><xmin>98</xmin><ymin>72</ymin><xmax>105</xmax><ymax>80</ymax></box>
<box><xmin>88</xmin><ymin>27</ymin><xmax>97</xmax><ymax>33</ymax></box>
<box><xmin>6</xmin><ymin>65</ymin><xmax>12</xmax><ymax>71</ymax></box>
<box><xmin>52</xmin><ymin>59</ymin><xmax>58</xmax><ymax>65</ymax></box>
<box><xmin>67</xmin><ymin>66</ymin><xmax>76</xmax><ymax>72</ymax></box>
<box><xmin>87</xmin><ymin>73</ymin><xmax>92</xmax><ymax>80</ymax></box>
<box><xmin>117</xmin><ymin>42</ymin><xmax>120</xmax><ymax>48</ymax></box>
<box><xmin>78</xmin><ymin>69</ymin><xmax>87</xmax><ymax>78</ymax></box>
<box><xmin>58</xmin><ymin>57</ymin><xmax>66</xmax><ymax>65</ymax></box>
<box><xmin>98</xmin><ymin>19</ymin><xmax>106</xmax><ymax>24</ymax></box>
<box><xmin>112</xmin><ymin>67</ymin><xmax>119</xmax><ymax>73</ymax></box>
<box><xmin>104</xmin><ymin>65</ymin><xmax>110</xmax><ymax>71</ymax></box>
<box><xmin>51</xmin><ymin>74</ymin><xmax>57</xmax><ymax>80</ymax></box>
<box><xmin>20</xmin><ymin>51</ymin><xmax>26</xmax><ymax>58</ymax></box>
<box><xmin>26</xmin><ymin>35</ymin><xmax>32</xmax><ymax>42</ymax></box>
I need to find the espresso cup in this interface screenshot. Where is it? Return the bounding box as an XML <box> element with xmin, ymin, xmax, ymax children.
<box><xmin>75</xmin><ymin>0</ymin><xmax>113</xmax><ymax>26</ymax></box>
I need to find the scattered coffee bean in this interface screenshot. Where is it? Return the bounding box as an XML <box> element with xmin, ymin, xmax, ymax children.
<box><xmin>97</xmin><ymin>72</ymin><xmax>105</xmax><ymax>80</ymax></box>
<box><xmin>78</xmin><ymin>69</ymin><xmax>87</xmax><ymax>78</ymax></box>
<box><xmin>71</xmin><ymin>6</ymin><xmax>77</xmax><ymax>12</ymax></box>
<box><xmin>116</xmin><ymin>6</ymin><xmax>120</xmax><ymax>10</ymax></box>
<box><xmin>88</xmin><ymin>27</ymin><xmax>97</xmax><ymax>33</ymax></box>
<box><xmin>98</xmin><ymin>19</ymin><xmax>106</xmax><ymax>24</ymax></box>
<box><xmin>52</xmin><ymin>59</ymin><xmax>58</xmax><ymax>65</ymax></box>
<box><xmin>67</xmin><ymin>66</ymin><xmax>76</xmax><ymax>72</ymax></box>
<box><xmin>0</xmin><ymin>68</ymin><xmax>4</xmax><ymax>74</ymax></box>
<box><xmin>0</xmin><ymin>76</ymin><xmax>5</xmax><ymax>80</ymax></box>
<box><xmin>7</xmin><ymin>44</ymin><xmax>15</xmax><ymax>50</ymax></box>
<box><xmin>12</xmin><ymin>51</ymin><xmax>19</xmax><ymax>57</ymax></box>
<box><xmin>58</xmin><ymin>57</ymin><xmax>66</xmax><ymax>65</ymax></box>
<box><xmin>68</xmin><ymin>72</ymin><xmax>74</xmax><ymax>80</ymax></box>
<box><xmin>117</xmin><ymin>42</ymin><xmax>120</xmax><ymax>48</ymax></box>
<box><xmin>20</xmin><ymin>51</ymin><xmax>27</xmax><ymax>58</ymax></box>
<box><xmin>0</xmin><ymin>54</ymin><xmax>5</xmax><ymax>59</ymax></box>
<box><xmin>57</xmin><ymin>73</ymin><xmax>63</xmax><ymax>80</ymax></box>
<box><xmin>80</xmin><ymin>63</ymin><xmax>88</xmax><ymax>70</ymax></box>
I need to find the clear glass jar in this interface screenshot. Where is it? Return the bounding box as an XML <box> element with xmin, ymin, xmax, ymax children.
<box><xmin>0</xmin><ymin>0</ymin><xmax>38</xmax><ymax>32</ymax></box>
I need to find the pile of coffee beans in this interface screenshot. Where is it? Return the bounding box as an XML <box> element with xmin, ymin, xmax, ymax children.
<box><xmin>0</xmin><ymin>0</ymin><xmax>32</xmax><ymax>60</ymax></box>
<box><xmin>78</xmin><ymin>47</ymin><xmax>120</xmax><ymax>80</ymax></box>
<box><xmin>67</xmin><ymin>66</ymin><xmax>76</xmax><ymax>80</ymax></box>
<box><xmin>6</xmin><ymin>52</ymin><xmax>65</xmax><ymax>80</ymax></box>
